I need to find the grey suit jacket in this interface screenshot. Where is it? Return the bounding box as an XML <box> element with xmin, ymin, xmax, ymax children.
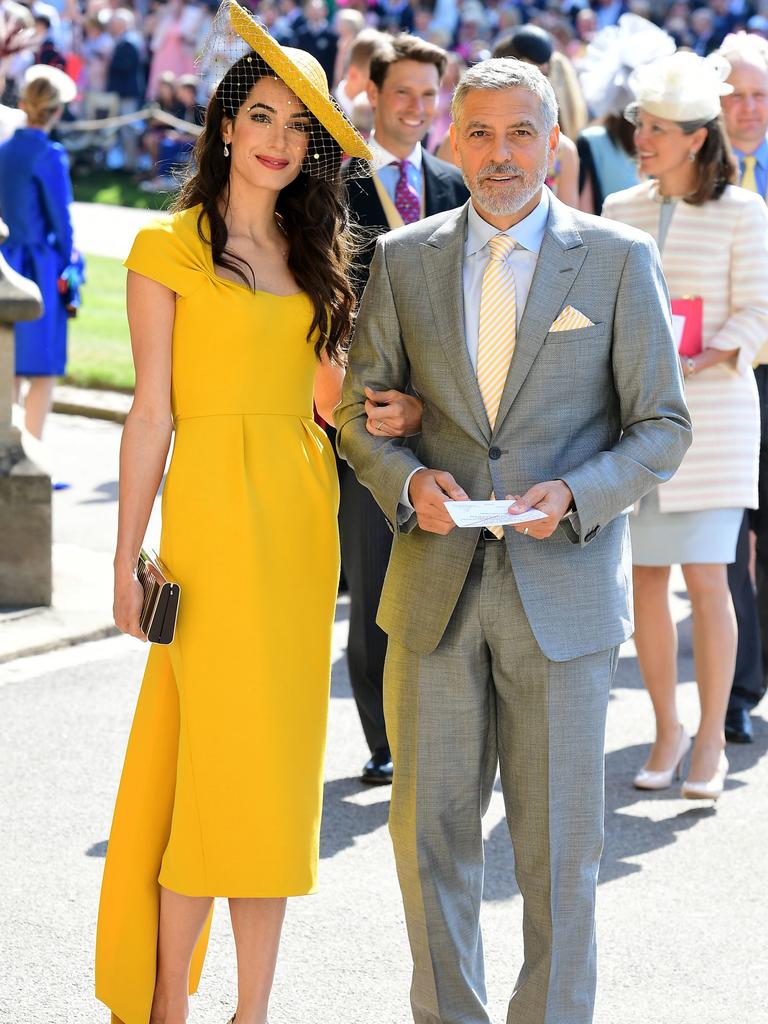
<box><xmin>335</xmin><ymin>195</ymin><xmax>692</xmax><ymax>661</ymax></box>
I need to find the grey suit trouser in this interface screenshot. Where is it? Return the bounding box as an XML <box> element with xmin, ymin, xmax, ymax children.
<box><xmin>384</xmin><ymin>537</ymin><xmax>617</xmax><ymax>1024</ymax></box>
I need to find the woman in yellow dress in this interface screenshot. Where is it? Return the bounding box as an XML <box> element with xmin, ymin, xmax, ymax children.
<box><xmin>95</xmin><ymin>4</ymin><xmax>420</xmax><ymax>1022</ymax></box>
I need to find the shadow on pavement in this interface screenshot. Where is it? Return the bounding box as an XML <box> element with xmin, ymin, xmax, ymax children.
<box><xmin>330</xmin><ymin>653</ymin><xmax>352</xmax><ymax>700</ymax></box>
<box><xmin>86</xmin><ymin>720</ymin><xmax>765</xmax><ymax>872</ymax></box>
<box><xmin>79</xmin><ymin>480</ymin><xmax>119</xmax><ymax>505</ymax></box>
<box><xmin>319</xmin><ymin>776</ymin><xmax>390</xmax><ymax>860</ymax></box>
<box><xmin>482</xmin><ymin>716</ymin><xmax>767</xmax><ymax>902</ymax></box>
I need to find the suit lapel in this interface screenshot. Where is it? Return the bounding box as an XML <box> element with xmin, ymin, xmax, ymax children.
<box><xmin>423</xmin><ymin>152</ymin><xmax>450</xmax><ymax>218</ymax></box>
<box><xmin>419</xmin><ymin>203</ymin><xmax>491</xmax><ymax>442</ymax></box>
<box><xmin>493</xmin><ymin>197</ymin><xmax>587</xmax><ymax>435</ymax></box>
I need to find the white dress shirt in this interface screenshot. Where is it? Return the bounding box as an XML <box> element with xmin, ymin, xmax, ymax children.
<box><xmin>367</xmin><ymin>134</ymin><xmax>423</xmax><ymax>203</ymax></box>
<box><xmin>462</xmin><ymin>190</ymin><xmax>550</xmax><ymax>370</ymax></box>
<box><xmin>397</xmin><ymin>189</ymin><xmax>551</xmax><ymax>515</ymax></box>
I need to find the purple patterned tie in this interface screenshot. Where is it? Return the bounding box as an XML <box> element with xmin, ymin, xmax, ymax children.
<box><xmin>393</xmin><ymin>160</ymin><xmax>420</xmax><ymax>224</ymax></box>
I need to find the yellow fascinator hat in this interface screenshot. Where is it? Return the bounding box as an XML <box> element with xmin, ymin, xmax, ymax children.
<box><xmin>220</xmin><ymin>0</ymin><xmax>372</xmax><ymax>162</ymax></box>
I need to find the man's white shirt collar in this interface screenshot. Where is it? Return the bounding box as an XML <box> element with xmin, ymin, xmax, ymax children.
<box><xmin>369</xmin><ymin>133</ymin><xmax>423</xmax><ymax>171</ymax></box>
<box><xmin>466</xmin><ymin>189</ymin><xmax>550</xmax><ymax>257</ymax></box>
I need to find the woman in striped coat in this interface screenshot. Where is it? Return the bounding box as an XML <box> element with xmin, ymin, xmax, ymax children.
<box><xmin>603</xmin><ymin>52</ymin><xmax>768</xmax><ymax>800</ymax></box>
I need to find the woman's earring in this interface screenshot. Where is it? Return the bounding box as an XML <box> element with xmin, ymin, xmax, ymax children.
<box><xmin>223</xmin><ymin>142</ymin><xmax>230</xmax><ymax>157</ymax></box>
<box><xmin>688</xmin><ymin>150</ymin><xmax>697</xmax><ymax>162</ymax></box>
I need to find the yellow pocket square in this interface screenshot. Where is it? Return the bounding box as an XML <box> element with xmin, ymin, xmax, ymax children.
<box><xmin>549</xmin><ymin>306</ymin><xmax>595</xmax><ymax>332</ymax></box>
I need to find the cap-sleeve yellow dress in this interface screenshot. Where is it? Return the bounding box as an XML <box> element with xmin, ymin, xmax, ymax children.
<box><xmin>95</xmin><ymin>205</ymin><xmax>340</xmax><ymax>1024</ymax></box>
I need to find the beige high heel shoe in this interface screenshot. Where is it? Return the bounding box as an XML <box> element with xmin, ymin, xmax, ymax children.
<box><xmin>681</xmin><ymin>751</ymin><xmax>729</xmax><ymax>801</ymax></box>
<box><xmin>633</xmin><ymin>726</ymin><xmax>691</xmax><ymax>790</ymax></box>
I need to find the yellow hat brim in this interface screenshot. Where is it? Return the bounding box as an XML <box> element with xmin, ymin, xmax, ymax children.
<box><xmin>228</xmin><ymin>0</ymin><xmax>372</xmax><ymax>162</ymax></box>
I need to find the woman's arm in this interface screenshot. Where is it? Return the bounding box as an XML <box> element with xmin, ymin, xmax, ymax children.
<box><xmin>701</xmin><ymin>197</ymin><xmax>768</xmax><ymax>375</ymax></box>
<box><xmin>554</xmin><ymin>135</ymin><xmax>580</xmax><ymax>209</ymax></box>
<box><xmin>113</xmin><ymin>271</ymin><xmax>175</xmax><ymax>639</ymax></box>
<box><xmin>363</xmin><ymin>387</ymin><xmax>423</xmax><ymax>436</ymax></box>
<box><xmin>314</xmin><ymin>351</ymin><xmax>345</xmax><ymax>426</ymax></box>
<box><xmin>313</xmin><ymin>353</ymin><xmax>424</xmax><ymax>434</ymax></box>
<box><xmin>681</xmin><ymin>346</ymin><xmax>739</xmax><ymax>378</ymax></box>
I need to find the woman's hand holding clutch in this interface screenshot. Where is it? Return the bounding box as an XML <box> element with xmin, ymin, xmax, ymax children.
<box><xmin>113</xmin><ymin>567</ymin><xmax>148</xmax><ymax>642</ymax></box>
<box><xmin>364</xmin><ymin>386</ymin><xmax>424</xmax><ymax>437</ymax></box>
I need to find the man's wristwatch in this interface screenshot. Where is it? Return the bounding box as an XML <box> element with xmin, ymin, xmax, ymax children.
<box><xmin>686</xmin><ymin>356</ymin><xmax>696</xmax><ymax>375</ymax></box>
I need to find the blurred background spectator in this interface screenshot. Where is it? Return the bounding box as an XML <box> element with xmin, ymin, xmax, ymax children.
<box><xmin>334</xmin><ymin>25</ymin><xmax>386</xmax><ymax>119</ymax></box>
<box><xmin>603</xmin><ymin>50</ymin><xmax>768</xmax><ymax>800</ymax></box>
<box><xmin>0</xmin><ymin>1</ymin><xmax>35</xmax><ymax>141</ymax></box>
<box><xmin>292</xmin><ymin>0</ymin><xmax>337</xmax><ymax>83</ymax></box>
<box><xmin>0</xmin><ymin>0</ymin><xmax>766</xmax><ymax>195</ymax></box>
<box><xmin>492</xmin><ymin>26</ymin><xmax>581</xmax><ymax>206</ymax></box>
<box><xmin>0</xmin><ymin>64</ymin><xmax>79</xmax><ymax>441</ymax></box>
<box><xmin>105</xmin><ymin>8</ymin><xmax>143</xmax><ymax>170</ymax></box>
<box><xmin>577</xmin><ymin>13</ymin><xmax>675</xmax><ymax>212</ymax></box>
<box><xmin>145</xmin><ymin>0</ymin><xmax>203</xmax><ymax>99</ymax></box>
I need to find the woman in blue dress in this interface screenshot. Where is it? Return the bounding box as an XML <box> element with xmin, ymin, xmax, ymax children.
<box><xmin>0</xmin><ymin>65</ymin><xmax>78</xmax><ymax>439</ymax></box>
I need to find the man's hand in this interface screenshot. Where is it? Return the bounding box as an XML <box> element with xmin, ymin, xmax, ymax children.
<box><xmin>409</xmin><ymin>469</ymin><xmax>469</xmax><ymax>534</ymax></box>
<box><xmin>364</xmin><ymin>386</ymin><xmax>424</xmax><ymax>437</ymax></box>
<box><xmin>507</xmin><ymin>480</ymin><xmax>573</xmax><ymax>540</ymax></box>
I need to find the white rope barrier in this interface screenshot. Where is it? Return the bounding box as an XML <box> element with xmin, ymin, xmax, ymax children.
<box><xmin>58</xmin><ymin>104</ymin><xmax>204</xmax><ymax>136</ymax></box>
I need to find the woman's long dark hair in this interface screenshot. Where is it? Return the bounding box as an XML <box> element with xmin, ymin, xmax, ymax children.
<box><xmin>679</xmin><ymin>114</ymin><xmax>737</xmax><ymax>205</ymax></box>
<box><xmin>173</xmin><ymin>54</ymin><xmax>355</xmax><ymax>363</ymax></box>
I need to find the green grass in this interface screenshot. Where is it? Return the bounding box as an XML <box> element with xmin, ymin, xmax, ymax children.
<box><xmin>65</xmin><ymin>254</ymin><xmax>134</xmax><ymax>391</ymax></box>
<box><xmin>72</xmin><ymin>169</ymin><xmax>178</xmax><ymax>211</ymax></box>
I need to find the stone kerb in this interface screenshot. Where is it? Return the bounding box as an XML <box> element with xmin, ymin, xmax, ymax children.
<box><xmin>0</xmin><ymin>218</ymin><xmax>50</xmax><ymax>607</ymax></box>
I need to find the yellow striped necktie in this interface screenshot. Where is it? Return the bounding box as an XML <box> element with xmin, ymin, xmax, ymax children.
<box><xmin>741</xmin><ymin>155</ymin><xmax>759</xmax><ymax>193</ymax></box>
<box><xmin>477</xmin><ymin>233</ymin><xmax>517</xmax><ymax>429</ymax></box>
<box><xmin>477</xmin><ymin>233</ymin><xmax>517</xmax><ymax>538</ymax></box>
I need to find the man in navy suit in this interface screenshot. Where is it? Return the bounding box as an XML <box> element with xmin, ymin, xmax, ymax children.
<box><xmin>291</xmin><ymin>0</ymin><xmax>338</xmax><ymax>88</ymax></box>
<box><xmin>339</xmin><ymin>34</ymin><xmax>469</xmax><ymax>784</ymax></box>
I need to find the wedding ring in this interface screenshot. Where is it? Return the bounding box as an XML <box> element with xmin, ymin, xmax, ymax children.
<box><xmin>523</xmin><ymin>527</ymin><xmax>529</xmax><ymax>536</ymax></box>
<box><xmin>376</xmin><ymin>420</ymin><xmax>384</xmax><ymax>432</ymax></box>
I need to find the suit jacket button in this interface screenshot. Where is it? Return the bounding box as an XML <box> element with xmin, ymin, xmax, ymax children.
<box><xmin>489</xmin><ymin>446</ymin><xmax>502</xmax><ymax>460</ymax></box>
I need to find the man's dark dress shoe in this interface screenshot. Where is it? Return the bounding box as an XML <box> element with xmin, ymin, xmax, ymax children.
<box><xmin>361</xmin><ymin>749</ymin><xmax>393</xmax><ymax>785</ymax></box>
<box><xmin>725</xmin><ymin>708</ymin><xmax>754</xmax><ymax>744</ymax></box>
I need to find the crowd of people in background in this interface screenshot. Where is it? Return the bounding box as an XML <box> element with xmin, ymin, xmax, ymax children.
<box><xmin>1</xmin><ymin>0</ymin><xmax>768</xmax><ymax>181</ymax></box>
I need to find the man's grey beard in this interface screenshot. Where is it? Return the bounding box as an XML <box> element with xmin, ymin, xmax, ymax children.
<box><xmin>463</xmin><ymin>160</ymin><xmax>548</xmax><ymax>216</ymax></box>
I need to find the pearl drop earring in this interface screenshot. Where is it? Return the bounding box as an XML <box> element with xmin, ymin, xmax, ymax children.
<box><xmin>223</xmin><ymin>142</ymin><xmax>230</xmax><ymax>157</ymax></box>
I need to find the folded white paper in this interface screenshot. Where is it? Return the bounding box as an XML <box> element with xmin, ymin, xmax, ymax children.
<box><xmin>444</xmin><ymin>501</ymin><xmax>549</xmax><ymax>529</ymax></box>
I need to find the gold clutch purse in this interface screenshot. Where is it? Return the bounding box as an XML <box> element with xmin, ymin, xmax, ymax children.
<box><xmin>137</xmin><ymin>548</ymin><xmax>181</xmax><ymax>644</ymax></box>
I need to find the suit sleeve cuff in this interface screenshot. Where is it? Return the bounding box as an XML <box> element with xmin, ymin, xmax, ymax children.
<box><xmin>397</xmin><ymin>468</ymin><xmax>420</xmax><ymax>524</ymax></box>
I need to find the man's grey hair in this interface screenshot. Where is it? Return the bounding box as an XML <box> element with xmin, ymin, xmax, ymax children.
<box><xmin>718</xmin><ymin>32</ymin><xmax>768</xmax><ymax>73</ymax></box>
<box><xmin>451</xmin><ymin>58</ymin><xmax>559</xmax><ymax>133</ymax></box>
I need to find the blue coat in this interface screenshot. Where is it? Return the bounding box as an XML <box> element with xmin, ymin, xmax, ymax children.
<box><xmin>0</xmin><ymin>127</ymin><xmax>75</xmax><ymax>376</ymax></box>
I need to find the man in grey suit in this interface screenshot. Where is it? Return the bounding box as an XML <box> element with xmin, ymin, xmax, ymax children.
<box><xmin>336</xmin><ymin>58</ymin><xmax>691</xmax><ymax>1024</ymax></box>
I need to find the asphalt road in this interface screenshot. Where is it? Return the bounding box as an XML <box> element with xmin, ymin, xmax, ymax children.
<box><xmin>1</xmin><ymin>598</ymin><xmax>767</xmax><ymax>1024</ymax></box>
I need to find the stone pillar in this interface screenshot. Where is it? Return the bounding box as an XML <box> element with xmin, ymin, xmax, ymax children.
<box><xmin>0</xmin><ymin>218</ymin><xmax>50</xmax><ymax>607</ymax></box>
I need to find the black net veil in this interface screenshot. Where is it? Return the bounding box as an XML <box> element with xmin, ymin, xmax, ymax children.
<box><xmin>197</xmin><ymin>2</ymin><xmax>375</xmax><ymax>182</ymax></box>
